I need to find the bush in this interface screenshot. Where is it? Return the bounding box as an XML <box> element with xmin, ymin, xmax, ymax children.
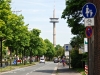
<box><xmin>71</xmin><ymin>49</ymin><xmax>85</xmax><ymax>68</ymax></box>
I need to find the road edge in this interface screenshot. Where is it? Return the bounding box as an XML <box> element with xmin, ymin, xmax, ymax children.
<box><xmin>51</xmin><ymin>63</ymin><xmax>59</xmax><ymax>75</ymax></box>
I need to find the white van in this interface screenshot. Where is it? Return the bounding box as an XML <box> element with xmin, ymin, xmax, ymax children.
<box><xmin>39</xmin><ymin>55</ymin><xmax>45</xmax><ymax>63</ymax></box>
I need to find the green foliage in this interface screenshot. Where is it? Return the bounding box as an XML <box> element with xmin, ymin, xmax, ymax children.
<box><xmin>0</xmin><ymin>0</ymin><xmax>12</xmax><ymax>39</ymax></box>
<box><xmin>62</xmin><ymin>0</ymin><xmax>86</xmax><ymax>34</ymax></box>
<box><xmin>71</xmin><ymin>49</ymin><xmax>84</xmax><ymax>68</ymax></box>
<box><xmin>61</xmin><ymin>0</ymin><xmax>89</xmax><ymax>69</ymax></box>
<box><xmin>29</xmin><ymin>29</ymin><xmax>45</xmax><ymax>56</ymax></box>
<box><xmin>0</xmin><ymin>0</ymin><xmax>57</xmax><ymax>61</ymax></box>
<box><xmin>82</xmin><ymin>52</ymin><xmax>88</xmax><ymax>62</ymax></box>
<box><xmin>44</xmin><ymin>39</ymin><xmax>55</xmax><ymax>59</ymax></box>
<box><xmin>70</xmin><ymin>35</ymin><xmax>84</xmax><ymax>48</ymax></box>
<box><xmin>55</xmin><ymin>44</ymin><xmax>64</xmax><ymax>57</ymax></box>
<box><xmin>62</xmin><ymin>1</ymin><xmax>87</xmax><ymax>61</ymax></box>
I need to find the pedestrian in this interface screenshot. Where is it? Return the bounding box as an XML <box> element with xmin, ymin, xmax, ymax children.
<box><xmin>62</xmin><ymin>58</ymin><xmax>66</xmax><ymax>67</ymax></box>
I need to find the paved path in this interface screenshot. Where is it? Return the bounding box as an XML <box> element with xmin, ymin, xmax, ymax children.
<box><xmin>57</xmin><ymin>63</ymin><xmax>81</xmax><ymax>75</ymax></box>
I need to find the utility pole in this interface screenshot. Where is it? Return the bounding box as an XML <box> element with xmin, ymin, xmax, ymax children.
<box><xmin>12</xmin><ymin>10</ymin><xmax>22</xmax><ymax>14</ymax></box>
<box><xmin>0</xmin><ymin>38</ymin><xmax>2</xmax><ymax>67</ymax></box>
<box><xmin>86</xmin><ymin>0</ymin><xmax>100</xmax><ymax>75</ymax></box>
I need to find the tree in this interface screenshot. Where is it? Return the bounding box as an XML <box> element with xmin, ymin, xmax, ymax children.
<box><xmin>61</xmin><ymin>0</ymin><xmax>86</xmax><ymax>35</ymax></box>
<box><xmin>29</xmin><ymin>29</ymin><xmax>41</xmax><ymax>55</ymax></box>
<box><xmin>55</xmin><ymin>44</ymin><xmax>64</xmax><ymax>57</ymax></box>
<box><xmin>44</xmin><ymin>39</ymin><xmax>55</xmax><ymax>61</ymax></box>
<box><xmin>0</xmin><ymin>0</ymin><xmax>13</xmax><ymax>39</ymax></box>
<box><xmin>29</xmin><ymin>28</ymin><xmax>46</xmax><ymax>62</ymax></box>
<box><xmin>36</xmin><ymin>38</ymin><xmax>46</xmax><ymax>56</ymax></box>
<box><xmin>70</xmin><ymin>35</ymin><xmax>84</xmax><ymax>49</ymax></box>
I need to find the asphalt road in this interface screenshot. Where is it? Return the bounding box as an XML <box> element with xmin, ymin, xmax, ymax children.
<box><xmin>1</xmin><ymin>62</ymin><xmax>58</xmax><ymax>75</ymax></box>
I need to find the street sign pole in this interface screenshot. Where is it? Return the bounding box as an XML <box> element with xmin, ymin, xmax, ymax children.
<box><xmin>82</xmin><ymin>2</ymin><xmax>97</xmax><ymax>75</ymax></box>
<box><xmin>69</xmin><ymin>50</ymin><xmax>71</xmax><ymax>69</ymax></box>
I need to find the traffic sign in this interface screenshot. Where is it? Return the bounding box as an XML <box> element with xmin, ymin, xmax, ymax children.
<box><xmin>66</xmin><ymin>46</ymin><xmax>68</xmax><ymax>51</ymax></box>
<box><xmin>85</xmin><ymin>26</ymin><xmax>92</xmax><ymax>38</ymax></box>
<box><xmin>82</xmin><ymin>3</ymin><xmax>97</xmax><ymax>18</ymax></box>
<box><xmin>84</xmin><ymin>38</ymin><xmax>88</xmax><ymax>52</ymax></box>
<box><xmin>64</xmin><ymin>44</ymin><xmax>72</xmax><ymax>51</ymax></box>
<box><xmin>85</xmin><ymin>18</ymin><xmax>94</xmax><ymax>26</ymax></box>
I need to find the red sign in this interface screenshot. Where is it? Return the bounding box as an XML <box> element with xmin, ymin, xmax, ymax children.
<box><xmin>85</xmin><ymin>26</ymin><xmax>92</xmax><ymax>38</ymax></box>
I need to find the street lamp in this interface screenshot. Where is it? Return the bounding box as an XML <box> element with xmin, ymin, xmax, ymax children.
<box><xmin>0</xmin><ymin>38</ymin><xmax>2</xmax><ymax>67</ymax></box>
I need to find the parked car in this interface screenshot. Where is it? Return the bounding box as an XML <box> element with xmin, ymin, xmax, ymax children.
<box><xmin>53</xmin><ymin>58</ymin><xmax>59</xmax><ymax>63</ymax></box>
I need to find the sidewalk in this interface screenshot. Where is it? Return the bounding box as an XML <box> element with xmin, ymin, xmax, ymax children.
<box><xmin>57</xmin><ymin>63</ymin><xmax>81</xmax><ymax>75</ymax></box>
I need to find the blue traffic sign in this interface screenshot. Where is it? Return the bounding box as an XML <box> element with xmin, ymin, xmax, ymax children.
<box><xmin>66</xmin><ymin>46</ymin><xmax>68</xmax><ymax>51</ymax></box>
<box><xmin>82</xmin><ymin>3</ymin><xmax>97</xmax><ymax>18</ymax></box>
<box><xmin>85</xmin><ymin>26</ymin><xmax>92</xmax><ymax>38</ymax></box>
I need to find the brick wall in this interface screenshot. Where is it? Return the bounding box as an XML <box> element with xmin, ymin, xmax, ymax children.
<box><xmin>94</xmin><ymin>0</ymin><xmax>100</xmax><ymax>75</ymax></box>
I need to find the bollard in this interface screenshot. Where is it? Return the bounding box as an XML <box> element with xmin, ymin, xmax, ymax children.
<box><xmin>85</xmin><ymin>65</ymin><xmax>88</xmax><ymax>75</ymax></box>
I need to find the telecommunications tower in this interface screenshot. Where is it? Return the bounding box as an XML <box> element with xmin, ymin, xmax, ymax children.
<box><xmin>49</xmin><ymin>1</ymin><xmax>59</xmax><ymax>47</ymax></box>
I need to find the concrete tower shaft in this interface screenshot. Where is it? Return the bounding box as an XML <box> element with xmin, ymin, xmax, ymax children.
<box><xmin>53</xmin><ymin>8</ymin><xmax>56</xmax><ymax>47</ymax></box>
<box><xmin>50</xmin><ymin>5</ymin><xmax>59</xmax><ymax>47</ymax></box>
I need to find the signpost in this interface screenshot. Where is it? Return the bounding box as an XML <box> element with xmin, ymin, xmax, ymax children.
<box><xmin>64</xmin><ymin>44</ymin><xmax>72</xmax><ymax>51</ymax></box>
<box><xmin>82</xmin><ymin>2</ymin><xmax>97</xmax><ymax>75</ymax></box>
<box><xmin>64</xmin><ymin>44</ymin><xmax>72</xmax><ymax>69</ymax></box>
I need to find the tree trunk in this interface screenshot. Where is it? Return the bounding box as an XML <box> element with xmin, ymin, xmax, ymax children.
<box><xmin>8</xmin><ymin>46</ymin><xmax>12</xmax><ymax>66</ymax></box>
<box><xmin>30</xmin><ymin>50</ymin><xmax>32</xmax><ymax>64</ymax></box>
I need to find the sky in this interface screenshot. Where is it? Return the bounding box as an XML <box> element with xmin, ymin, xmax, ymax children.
<box><xmin>11</xmin><ymin>0</ymin><xmax>74</xmax><ymax>46</ymax></box>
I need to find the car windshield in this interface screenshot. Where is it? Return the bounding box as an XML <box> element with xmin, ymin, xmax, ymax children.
<box><xmin>55</xmin><ymin>58</ymin><xmax>58</xmax><ymax>60</ymax></box>
<box><xmin>40</xmin><ymin>59</ymin><xmax>44</xmax><ymax>60</ymax></box>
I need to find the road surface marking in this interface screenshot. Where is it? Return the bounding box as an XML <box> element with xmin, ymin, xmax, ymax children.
<box><xmin>33</xmin><ymin>62</ymin><xmax>52</xmax><ymax>71</ymax></box>
<box><xmin>51</xmin><ymin>63</ymin><xmax>58</xmax><ymax>75</ymax></box>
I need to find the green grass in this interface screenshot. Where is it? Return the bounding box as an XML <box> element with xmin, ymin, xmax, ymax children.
<box><xmin>0</xmin><ymin>62</ymin><xmax>36</xmax><ymax>72</ymax></box>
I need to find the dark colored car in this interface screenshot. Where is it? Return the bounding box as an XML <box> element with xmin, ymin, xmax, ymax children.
<box><xmin>53</xmin><ymin>58</ymin><xmax>59</xmax><ymax>63</ymax></box>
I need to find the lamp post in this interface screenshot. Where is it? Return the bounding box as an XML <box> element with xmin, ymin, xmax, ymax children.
<box><xmin>0</xmin><ymin>38</ymin><xmax>2</xmax><ymax>67</ymax></box>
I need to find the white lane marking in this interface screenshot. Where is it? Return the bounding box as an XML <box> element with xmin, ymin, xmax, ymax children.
<box><xmin>25</xmin><ymin>62</ymin><xmax>52</xmax><ymax>75</ymax></box>
<box><xmin>51</xmin><ymin>63</ymin><xmax>58</xmax><ymax>75</ymax></box>
<box><xmin>33</xmin><ymin>62</ymin><xmax>52</xmax><ymax>71</ymax></box>
<box><xmin>30</xmin><ymin>71</ymin><xmax>32</xmax><ymax>73</ymax></box>
<box><xmin>26</xmin><ymin>73</ymin><xmax>29</xmax><ymax>75</ymax></box>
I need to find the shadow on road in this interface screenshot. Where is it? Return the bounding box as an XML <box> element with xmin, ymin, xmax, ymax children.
<box><xmin>57</xmin><ymin>68</ymin><xmax>79</xmax><ymax>73</ymax></box>
<box><xmin>35</xmin><ymin>69</ymin><xmax>54</xmax><ymax>74</ymax></box>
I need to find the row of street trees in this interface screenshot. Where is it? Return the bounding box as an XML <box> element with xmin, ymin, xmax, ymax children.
<box><xmin>0</xmin><ymin>0</ymin><xmax>64</xmax><ymax>66</ymax></box>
